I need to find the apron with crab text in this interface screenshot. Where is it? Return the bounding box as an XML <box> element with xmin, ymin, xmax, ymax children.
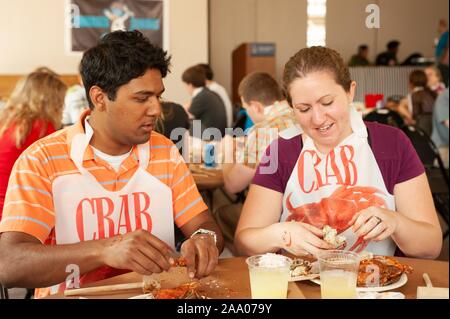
<box><xmin>48</xmin><ymin>126</ymin><xmax>174</xmax><ymax>294</ymax></box>
<box><xmin>281</xmin><ymin>107</ymin><xmax>396</xmax><ymax>256</ymax></box>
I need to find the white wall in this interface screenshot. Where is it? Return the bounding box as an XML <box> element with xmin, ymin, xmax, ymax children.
<box><xmin>0</xmin><ymin>0</ymin><xmax>208</xmax><ymax>104</ymax></box>
<box><xmin>327</xmin><ymin>0</ymin><xmax>449</xmax><ymax>63</ymax></box>
<box><xmin>209</xmin><ymin>0</ymin><xmax>307</xmax><ymax>96</ymax></box>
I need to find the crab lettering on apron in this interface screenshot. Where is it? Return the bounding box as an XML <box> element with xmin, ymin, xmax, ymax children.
<box><xmin>281</xmin><ymin>107</ymin><xmax>396</xmax><ymax>256</ymax></box>
<box><xmin>297</xmin><ymin>145</ymin><xmax>358</xmax><ymax>193</ymax></box>
<box><xmin>75</xmin><ymin>192</ymin><xmax>153</xmax><ymax>241</ymax></box>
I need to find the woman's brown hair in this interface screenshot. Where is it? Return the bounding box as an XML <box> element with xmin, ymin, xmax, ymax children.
<box><xmin>0</xmin><ymin>72</ymin><xmax>67</xmax><ymax>147</ymax></box>
<box><xmin>283</xmin><ymin>46</ymin><xmax>352</xmax><ymax>106</ymax></box>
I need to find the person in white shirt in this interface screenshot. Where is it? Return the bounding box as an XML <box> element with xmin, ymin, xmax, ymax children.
<box><xmin>62</xmin><ymin>75</ymin><xmax>89</xmax><ymax>126</ymax></box>
<box><xmin>197</xmin><ymin>64</ymin><xmax>234</xmax><ymax>128</ymax></box>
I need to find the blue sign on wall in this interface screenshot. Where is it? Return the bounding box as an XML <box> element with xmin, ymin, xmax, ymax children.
<box><xmin>250</xmin><ymin>43</ymin><xmax>276</xmax><ymax>56</ymax></box>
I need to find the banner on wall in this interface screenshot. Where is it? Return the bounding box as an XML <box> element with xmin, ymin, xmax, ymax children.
<box><xmin>66</xmin><ymin>0</ymin><xmax>166</xmax><ymax>53</ymax></box>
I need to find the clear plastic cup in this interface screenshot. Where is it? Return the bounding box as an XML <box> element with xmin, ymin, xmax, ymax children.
<box><xmin>318</xmin><ymin>250</ymin><xmax>361</xmax><ymax>299</ymax></box>
<box><xmin>246</xmin><ymin>254</ymin><xmax>292</xmax><ymax>299</ymax></box>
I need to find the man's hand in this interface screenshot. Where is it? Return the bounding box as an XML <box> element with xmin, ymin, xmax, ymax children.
<box><xmin>102</xmin><ymin>229</ymin><xmax>174</xmax><ymax>276</ymax></box>
<box><xmin>180</xmin><ymin>234</ymin><xmax>219</xmax><ymax>279</ymax></box>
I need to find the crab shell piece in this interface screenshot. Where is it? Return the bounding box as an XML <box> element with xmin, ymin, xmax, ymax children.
<box><xmin>357</xmin><ymin>256</ymin><xmax>413</xmax><ymax>287</ymax></box>
<box><xmin>153</xmin><ymin>282</ymin><xmax>205</xmax><ymax>299</ymax></box>
<box><xmin>171</xmin><ymin>257</ymin><xmax>188</xmax><ymax>267</ymax></box>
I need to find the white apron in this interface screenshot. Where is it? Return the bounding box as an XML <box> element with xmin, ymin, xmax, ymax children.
<box><xmin>281</xmin><ymin>107</ymin><xmax>396</xmax><ymax>256</ymax></box>
<box><xmin>50</xmin><ymin>127</ymin><xmax>174</xmax><ymax>292</ymax></box>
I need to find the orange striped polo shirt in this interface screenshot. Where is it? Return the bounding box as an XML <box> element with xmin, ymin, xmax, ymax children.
<box><xmin>0</xmin><ymin>112</ymin><xmax>207</xmax><ymax>246</ymax></box>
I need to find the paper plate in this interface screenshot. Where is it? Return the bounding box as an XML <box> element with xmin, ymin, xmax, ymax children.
<box><xmin>310</xmin><ymin>273</ymin><xmax>408</xmax><ymax>292</ymax></box>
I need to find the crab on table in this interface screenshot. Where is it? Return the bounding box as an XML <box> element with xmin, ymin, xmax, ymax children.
<box><xmin>357</xmin><ymin>256</ymin><xmax>413</xmax><ymax>287</ymax></box>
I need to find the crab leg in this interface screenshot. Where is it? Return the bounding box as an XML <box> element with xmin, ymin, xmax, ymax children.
<box><xmin>348</xmin><ymin>236</ymin><xmax>370</xmax><ymax>253</ymax></box>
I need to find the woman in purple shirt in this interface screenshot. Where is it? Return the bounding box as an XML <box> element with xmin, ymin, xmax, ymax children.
<box><xmin>235</xmin><ymin>47</ymin><xmax>442</xmax><ymax>258</ymax></box>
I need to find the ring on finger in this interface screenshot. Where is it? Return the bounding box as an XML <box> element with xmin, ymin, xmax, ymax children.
<box><xmin>374</xmin><ymin>216</ymin><xmax>382</xmax><ymax>224</ymax></box>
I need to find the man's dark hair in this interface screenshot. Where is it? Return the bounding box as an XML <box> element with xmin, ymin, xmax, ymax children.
<box><xmin>239</xmin><ymin>72</ymin><xmax>283</xmax><ymax>106</ymax></box>
<box><xmin>197</xmin><ymin>63</ymin><xmax>214</xmax><ymax>80</ymax></box>
<box><xmin>387</xmin><ymin>40</ymin><xmax>400</xmax><ymax>51</ymax></box>
<box><xmin>358</xmin><ymin>44</ymin><xmax>368</xmax><ymax>53</ymax></box>
<box><xmin>80</xmin><ymin>30</ymin><xmax>171</xmax><ymax>109</ymax></box>
<box><xmin>181</xmin><ymin>65</ymin><xmax>206</xmax><ymax>88</ymax></box>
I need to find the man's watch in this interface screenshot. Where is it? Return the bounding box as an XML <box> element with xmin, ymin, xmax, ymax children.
<box><xmin>190</xmin><ymin>228</ymin><xmax>217</xmax><ymax>245</ymax></box>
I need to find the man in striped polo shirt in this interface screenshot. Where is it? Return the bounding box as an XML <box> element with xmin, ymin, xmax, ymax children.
<box><xmin>0</xmin><ymin>30</ymin><xmax>223</xmax><ymax>298</ymax></box>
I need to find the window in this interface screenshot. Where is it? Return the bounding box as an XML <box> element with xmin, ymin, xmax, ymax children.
<box><xmin>307</xmin><ymin>0</ymin><xmax>326</xmax><ymax>47</ymax></box>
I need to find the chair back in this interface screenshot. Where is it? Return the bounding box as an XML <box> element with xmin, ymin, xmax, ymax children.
<box><xmin>402</xmin><ymin>125</ymin><xmax>447</xmax><ymax>175</ymax></box>
<box><xmin>402</xmin><ymin>125</ymin><xmax>449</xmax><ymax>239</ymax></box>
<box><xmin>364</xmin><ymin>109</ymin><xmax>405</xmax><ymax>128</ymax></box>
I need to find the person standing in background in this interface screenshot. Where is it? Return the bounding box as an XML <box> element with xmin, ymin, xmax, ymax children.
<box><xmin>0</xmin><ymin>71</ymin><xmax>67</xmax><ymax>219</ymax></box>
<box><xmin>435</xmin><ymin>20</ymin><xmax>449</xmax><ymax>87</ymax></box>
<box><xmin>431</xmin><ymin>88</ymin><xmax>449</xmax><ymax>168</ymax></box>
<box><xmin>182</xmin><ymin>65</ymin><xmax>227</xmax><ymax>137</ymax></box>
<box><xmin>197</xmin><ymin>64</ymin><xmax>234</xmax><ymax>128</ymax></box>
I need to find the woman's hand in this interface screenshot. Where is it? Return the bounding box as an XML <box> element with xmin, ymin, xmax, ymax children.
<box><xmin>349</xmin><ymin>206</ymin><xmax>398</xmax><ymax>242</ymax></box>
<box><xmin>277</xmin><ymin>222</ymin><xmax>333</xmax><ymax>256</ymax></box>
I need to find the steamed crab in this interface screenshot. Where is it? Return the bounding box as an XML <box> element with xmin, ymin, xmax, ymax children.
<box><xmin>286</xmin><ymin>185</ymin><xmax>387</xmax><ymax>252</ymax></box>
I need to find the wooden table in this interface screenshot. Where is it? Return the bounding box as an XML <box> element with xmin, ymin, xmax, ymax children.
<box><xmin>51</xmin><ymin>256</ymin><xmax>448</xmax><ymax>299</ymax></box>
<box><xmin>297</xmin><ymin>256</ymin><xmax>449</xmax><ymax>299</ymax></box>
<box><xmin>190</xmin><ymin>164</ymin><xmax>224</xmax><ymax>211</ymax></box>
<box><xmin>49</xmin><ymin>257</ymin><xmax>304</xmax><ymax>299</ymax></box>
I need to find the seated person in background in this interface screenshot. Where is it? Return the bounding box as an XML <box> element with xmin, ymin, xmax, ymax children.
<box><xmin>398</xmin><ymin>70</ymin><xmax>437</xmax><ymax>135</ymax></box>
<box><xmin>215</xmin><ymin>72</ymin><xmax>296</xmax><ymax>246</ymax></box>
<box><xmin>431</xmin><ymin>88</ymin><xmax>449</xmax><ymax>168</ymax></box>
<box><xmin>400</xmin><ymin>52</ymin><xmax>423</xmax><ymax>66</ymax></box>
<box><xmin>0</xmin><ymin>30</ymin><xmax>223</xmax><ymax>298</ymax></box>
<box><xmin>156</xmin><ymin>101</ymin><xmax>190</xmax><ymax>153</ymax></box>
<box><xmin>62</xmin><ymin>74</ymin><xmax>89</xmax><ymax>126</ymax></box>
<box><xmin>235</xmin><ymin>46</ymin><xmax>442</xmax><ymax>259</ymax></box>
<box><xmin>234</xmin><ymin>108</ymin><xmax>254</xmax><ymax>132</ymax></box>
<box><xmin>0</xmin><ymin>72</ymin><xmax>67</xmax><ymax>220</ymax></box>
<box><xmin>182</xmin><ymin>65</ymin><xmax>227</xmax><ymax>137</ymax></box>
<box><xmin>197</xmin><ymin>63</ymin><xmax>234</xmax><ymax>128</ymax></box>
<box><xmin>33</xmin><ymin>66</ymin><xmax>59</xmax><ymax>76</ymax></box>
<box><xmin>348</xmin><ymin>45</ymin><xmax>370</xmax><ymax>67</ymax></box>
<box><xmin>363</xmin><ymin>96</ymin><xmax>405</xmax><ymax>128</ymax></box>
<box><xmin>376</xmin><ymin>40</ymin><xmax>400</xmax><ymax>66</ymax></box>
<box><xmin>223</xmin><ymin>72</ymin><xmax>296</xmax><ymax>193</ymax></box>
<box><xmin>425</xmin><ymin>65</ymin><xmax>446</xmax><ymax>94</ymax></box>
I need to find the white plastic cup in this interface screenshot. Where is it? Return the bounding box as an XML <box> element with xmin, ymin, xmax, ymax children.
<box><xmin>246</xmin><ymin>254</ymin><xmax>292</xmax><ymax>299</ymax></box>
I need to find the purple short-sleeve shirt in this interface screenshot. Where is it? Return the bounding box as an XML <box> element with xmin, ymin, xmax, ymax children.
<box><xmin>253</xmin><ymin>122</ymin><xmax>425</xmax><ymax>195</ymax></box>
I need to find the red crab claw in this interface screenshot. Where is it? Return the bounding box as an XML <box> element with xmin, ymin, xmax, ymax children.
<box><xmin>348</xmin><ymin>236</ymin><xmax>369</xmax><ymax>253</ymax></box>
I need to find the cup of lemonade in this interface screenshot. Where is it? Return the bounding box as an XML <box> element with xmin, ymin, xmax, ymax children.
<box><xmin>318</xmin><ymin>250</ymin><xmax>361</xmax><ymax>299</ymax></box>
<box><xmin>246</xmin><ymin>253</ymin><xmax>292</xmax><ymax>299</ymax></box>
